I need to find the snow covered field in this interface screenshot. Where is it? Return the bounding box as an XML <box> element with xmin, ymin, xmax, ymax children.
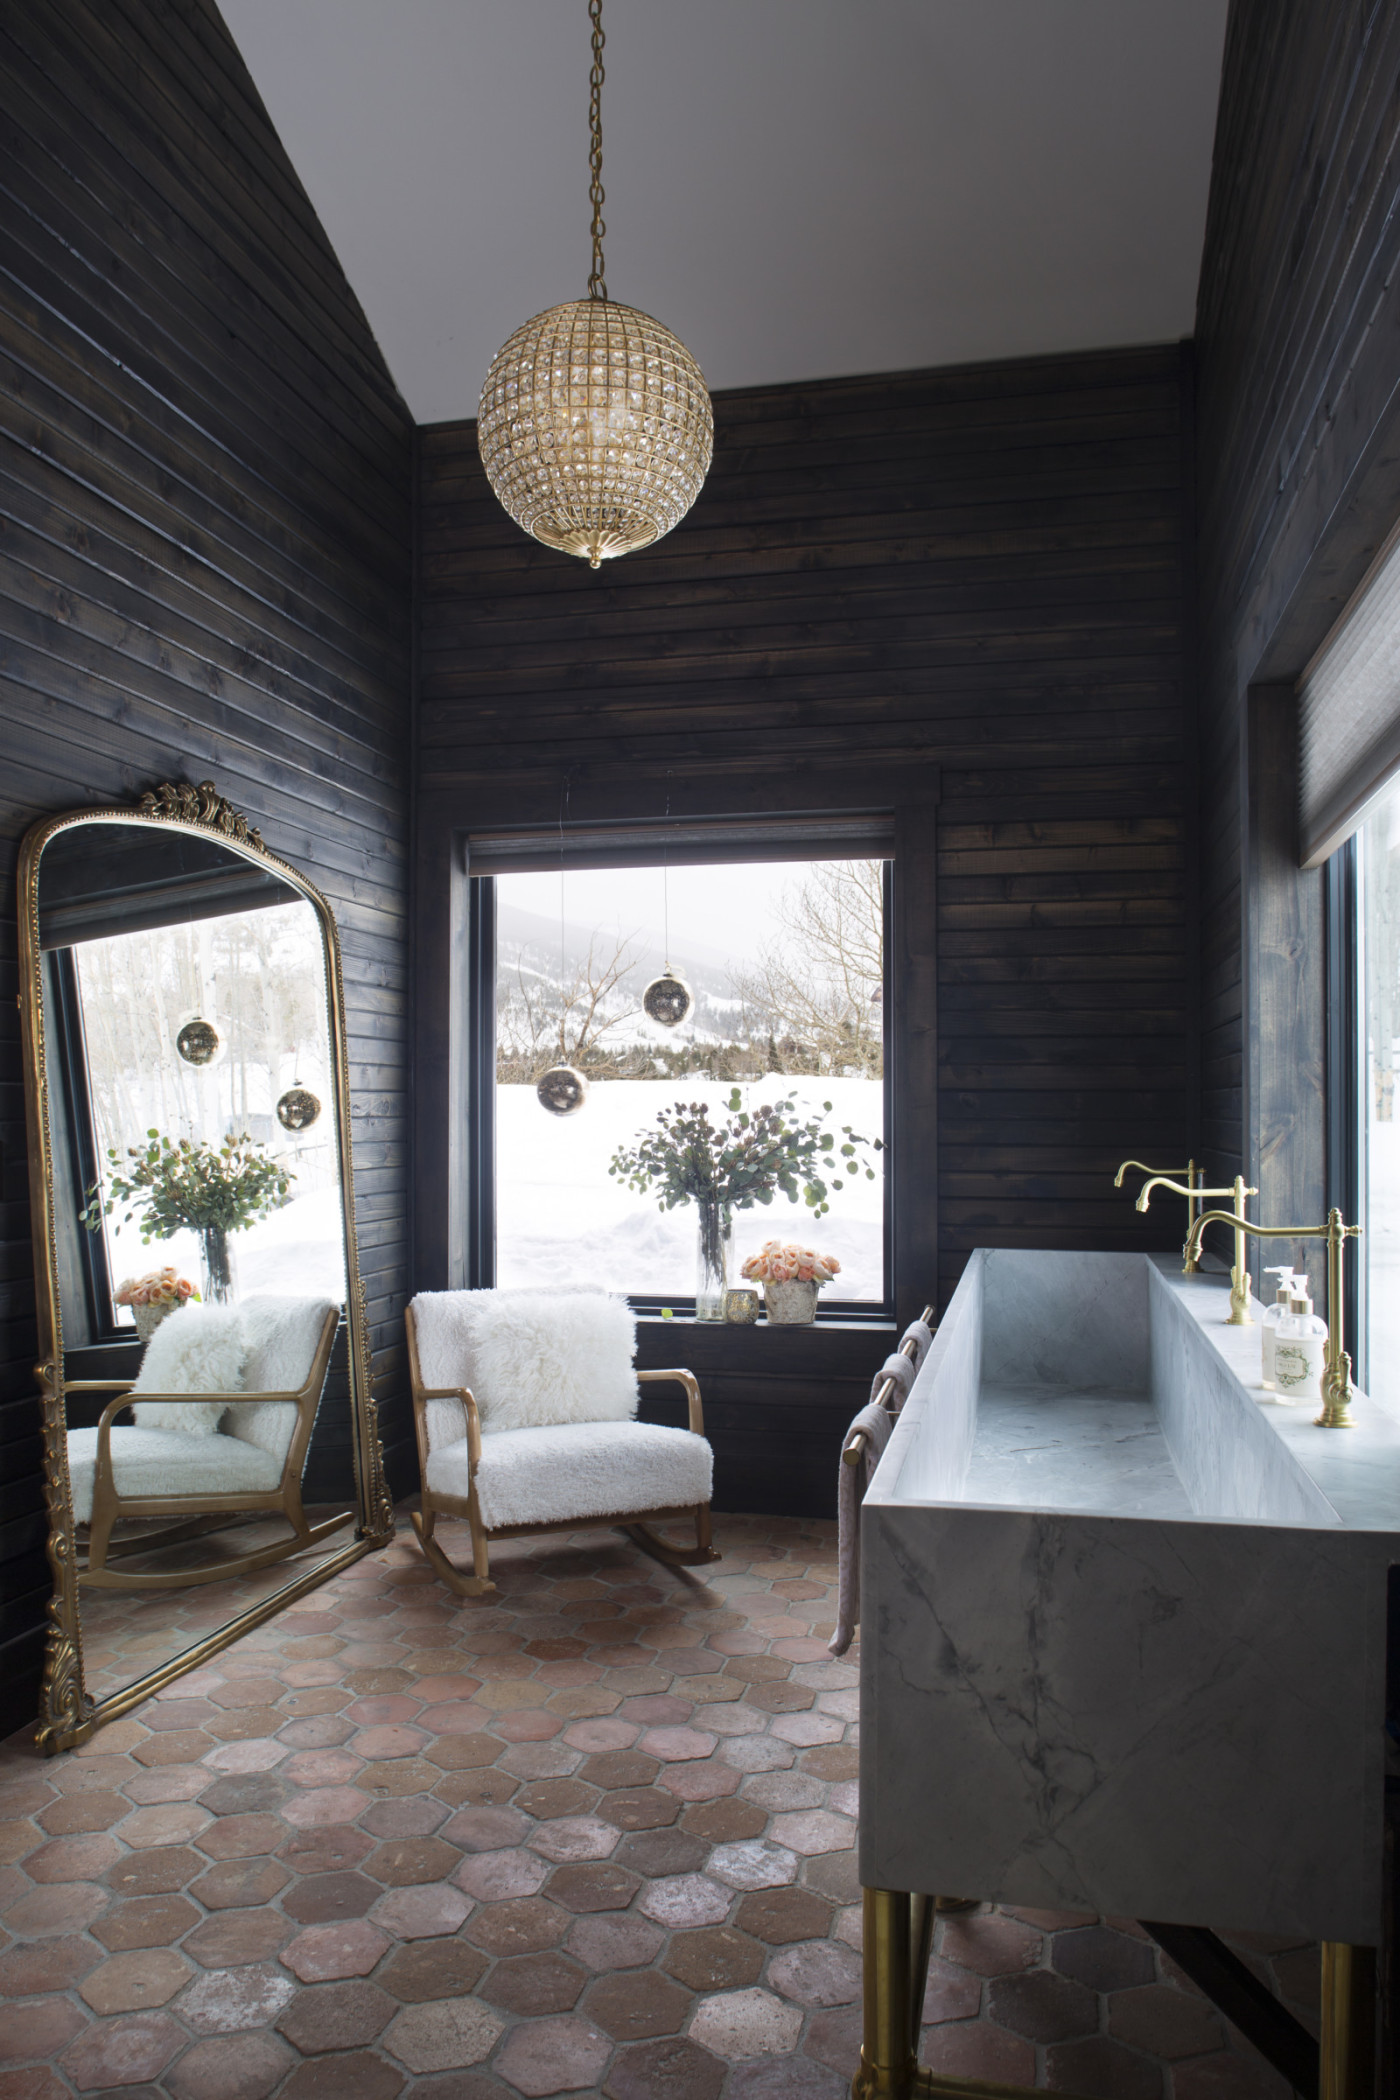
<box><xmin>496</xmin><ymin>1075</ymin><xmax>886</xmax><ymax>1301</ymax></box>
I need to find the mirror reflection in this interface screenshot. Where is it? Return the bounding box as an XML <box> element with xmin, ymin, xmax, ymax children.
<box><xmin>38</xmin><ymin>821</ymin><xmax>358</xmax><ymax>1701</ymax></box>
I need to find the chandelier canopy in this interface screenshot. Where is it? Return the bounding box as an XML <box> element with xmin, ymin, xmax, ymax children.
<box><xmin>477</xmin><ymin>2</ymin><xmax>713</xmax><ymax>569</ymax></box>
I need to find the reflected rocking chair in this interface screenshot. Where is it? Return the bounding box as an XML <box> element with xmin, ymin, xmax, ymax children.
<box><xmin>65</xmin><ymin>1298</ymin><xmax>346</xmax><ymax>1591</ymax></box>
<box><xmin>406</xmin><ymin>1291</ymin><xmax>720</xmax><ymax>1598</ymax></box>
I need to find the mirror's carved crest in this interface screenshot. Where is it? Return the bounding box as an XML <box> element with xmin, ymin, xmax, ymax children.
<box><xmin>137</xmin><ymin>778</ymin><xmax>264</xmax><ymax>850</ymax></box>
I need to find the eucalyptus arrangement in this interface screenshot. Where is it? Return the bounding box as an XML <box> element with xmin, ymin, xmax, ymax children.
<box><xmin>83</xmin><ymin>1131</ymin><xmax>293</xmax><ymax>1306</ymax></box>
<box><xmin>609</xmin><ymin>1088</ymin><xmax>881</xmax><ymax>1319</ymax></box>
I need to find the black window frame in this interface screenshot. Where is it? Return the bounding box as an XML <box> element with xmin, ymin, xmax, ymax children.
<box><xmin>467</xmin><ymin>853</ymin><xmax>896</xmax><ymax>1323</ymax></box>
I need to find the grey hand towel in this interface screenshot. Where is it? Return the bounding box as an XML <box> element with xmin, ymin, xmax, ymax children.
<box><xmin>872</xmin><ymin>1352</ymin><xmax>915</xmax><ymax>1409</ymax></box>
<box><xmin>901</xmin><ymin>1317</ymin><xmax>935</xmax><ymax>1370</ymax></box>
<box><xmin>829</xmin><ymin>1400</ymin><xmax>893</xmax><ymax>1658</ymax></box>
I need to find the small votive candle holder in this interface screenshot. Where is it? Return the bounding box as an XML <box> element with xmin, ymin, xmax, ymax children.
<box><xmin>724</xmin><ymin>1288</ymin><xmax>760</xmax><ymax>1325</ymax></box>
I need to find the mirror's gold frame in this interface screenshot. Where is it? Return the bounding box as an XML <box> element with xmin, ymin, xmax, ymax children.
<box><xmin>17</xmin><ymin>780</ymin><xmax>395</xmax><ymax>1753</ymax></box>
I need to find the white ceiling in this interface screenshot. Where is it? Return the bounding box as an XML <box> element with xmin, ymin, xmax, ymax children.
<box><xmin>219</xmin><ymin>0</ymin><xmax>1230</xmax><ymax>426</ymax></box>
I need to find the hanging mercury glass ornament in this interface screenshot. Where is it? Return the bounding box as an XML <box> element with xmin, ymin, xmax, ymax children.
<box><xmin>176</xmin><ymin>1018</ymin><xmax>220</xmax><ymax>1066</ymax></box>
<box><xmin>536</xmin><ymin>1064</ymin><xmax>589</xmax><ymax>1117</ymax></box>
<box><xmin>642</xmin><ymin>968</ymin><xmax>692</xmax><ymax>1027</ymax></box>
<box><xmin>276</xmin><ymin>1084</ymin><xmax>322</xmax><ymax>1132</ymax></box>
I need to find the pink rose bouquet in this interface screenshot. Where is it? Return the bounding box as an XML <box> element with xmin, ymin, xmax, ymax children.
<box><xmin>741</xmin><ymin>1239</ymin><xmax>842</xmax><ymax>1288</ymax></box>
<box><xmin>113</xmin><ymin>1266</ymin><xmax>200</xmax><ymax>1310</ymax></box>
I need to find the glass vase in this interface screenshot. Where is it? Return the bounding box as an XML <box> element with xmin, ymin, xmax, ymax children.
<box><xmin>694</xmin><ymin>1199</ymin><xmax>733</xmax><ymax>1323</ymax></box>
<box><xmin>199</xmin><ymin>1226</ymin><xmax>237</xmax><ymax>1308</ymax></box>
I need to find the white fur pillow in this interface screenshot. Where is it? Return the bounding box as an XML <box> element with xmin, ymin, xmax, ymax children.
<box><xmin>130</xmin><ymin>1304</ymin><xmax>247</xmax><ymax>1434</ymax></box>
<box><xmin>412</xmin><ymin>1289</ymin><xmax>638</xmax><ymax>1434</ymax></box>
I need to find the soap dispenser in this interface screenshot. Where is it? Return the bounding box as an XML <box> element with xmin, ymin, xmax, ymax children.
<box><xmin>1274</xmin><ymin>1284</ymin><xmax>1328</xmax><ymax>1405</ymax></box>
<box><xmin>1260</xmin><ymin>1266</ymin><xmax>1299</xmax><ymax>1391</ymax></box>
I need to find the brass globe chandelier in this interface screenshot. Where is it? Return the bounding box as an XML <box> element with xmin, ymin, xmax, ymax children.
<box><xmin>477</xmin><ymin>0</ymin><xmax>713</xmax><ymax>569</ymax></box>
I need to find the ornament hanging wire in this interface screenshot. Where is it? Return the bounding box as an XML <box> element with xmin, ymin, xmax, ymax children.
<box><xmin>538</xmin><ymin>777</ymin><xmax>590</xmax><ymax>1116</ymax></box>
<box><xmin>477</xmin><ymin>0</ymin><xmax>713</xmax><ymax>569</ymax></box>
<box><xmin>642</xmin><ymin>798</ymin><xmax>692</xmax><ymax>1027</ymax></box>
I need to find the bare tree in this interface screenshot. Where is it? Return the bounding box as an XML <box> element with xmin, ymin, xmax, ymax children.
<box><xmin>497</xmin><ymin>931</ymin><xmax>643</xmax><ymax>1083</ymax></box>
<box><xmin>730</xmin><ymin>860</ymin><xmax>884</xmax><ymax>1077</ymax></box>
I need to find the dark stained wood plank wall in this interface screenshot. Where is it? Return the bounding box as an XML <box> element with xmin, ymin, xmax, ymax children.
<box><xmin>0</xmin><ymin>0</ymin><xmax>415</xmax><ymax>1738</ymax></box>
<box><xmin>417</xmin><ymin>345</ymin><xmax>1194</xmax><ymax>1330</ymax></box>
<box><xmin>1195</xmin><ymin>0</ymin><xmax>1400</xmax><ymax>1196</ymax></box>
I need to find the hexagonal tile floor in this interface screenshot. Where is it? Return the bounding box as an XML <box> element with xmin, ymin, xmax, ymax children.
<box><xmin>0</xmin><ymin>1512</ymin><xmax>1311</xmax><ymax>2097</ymax></box>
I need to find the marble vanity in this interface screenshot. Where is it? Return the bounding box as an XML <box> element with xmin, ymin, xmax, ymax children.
<box><xmin>859</xmin><ymin>1250</ymin><xmax>1400</xmax><ymax>1942</ymax></box>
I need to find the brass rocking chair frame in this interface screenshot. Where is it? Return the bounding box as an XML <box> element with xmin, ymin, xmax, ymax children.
<box><xmin>405</xmin><ymin>1301</ymin><xmax>720</xmax><ymax>1597</ymax></box>
<box><xmin>66</xmin><ymin>1306</ymin><xmax>347</xmax><ymax>1590</ymax></box>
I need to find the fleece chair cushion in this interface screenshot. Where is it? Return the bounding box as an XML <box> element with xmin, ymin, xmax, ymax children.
<box><xmin>425</xmin><ymin>1419</ymin><xmax>713</xmax><ymax>1530</ymax></box>
<box><xmin>411</xmin><ymin>1289</ymin><xmax>639</xmax><ymax>1438</ymax></box>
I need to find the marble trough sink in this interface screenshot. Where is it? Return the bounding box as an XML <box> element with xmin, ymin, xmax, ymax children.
<box><xmin>859</xmin><ymin>1250</ymin><xmax>1400</xmax><ymax>1942</ymax></box>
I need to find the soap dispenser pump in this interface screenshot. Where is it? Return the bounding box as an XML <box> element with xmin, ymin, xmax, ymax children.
<box><xmin>1274</xmin><ymin>1285</ymin><xmax>1328</xmax><ymax>1405</ymax></box>
<box><xmin>1260</xmin><ymin>1266</ymin><xmax>1299</xmax><ymax>1392</ymax></box>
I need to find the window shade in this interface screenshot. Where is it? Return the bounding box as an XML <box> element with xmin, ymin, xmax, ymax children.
<box><xmin>1299</xmin><ymin>518</ymin><xmax>1400</xmax><ymax>867</ymax></box>
<box><xmin>466</xmin><ymin>812</ymin><xmax>895</xmax><ymax>876</ymax></box>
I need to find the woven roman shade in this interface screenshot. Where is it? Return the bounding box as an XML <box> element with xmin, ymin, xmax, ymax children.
<box><xmin>1299</xmin><ymin>520</ymin><xmax>1400</xmax><ymax>866</ymax></box>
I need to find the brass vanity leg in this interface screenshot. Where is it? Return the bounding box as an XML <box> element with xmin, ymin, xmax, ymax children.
<box><xmin>855</xmin><ymin>1887</ymin><xmax>925</xmax><ymax>2098</ymax></box>
<box><xmin>1320</xmin><ymin>1943</ymin><xmax>1376</xmax><ymax>2100</ymax></box>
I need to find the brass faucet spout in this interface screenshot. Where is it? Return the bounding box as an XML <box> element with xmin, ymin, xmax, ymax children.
<box><xmin>1114</xmin><ymin>1159</ymin><xmax>1190</xmax><ymax>1191</ymax></box>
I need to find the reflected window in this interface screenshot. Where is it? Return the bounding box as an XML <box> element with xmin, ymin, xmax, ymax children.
<box><xmin>1359</xmin><ymin>783</ymin><xmax>1400</xmax><ymax>1406</ymax></box>
<box><xmin>68</xmin><ymin>902</ymin><xmax>345</xmax><ymax>1323</ymax></box>
<box><xmin>487</xmin><ymin>858</ymin><xmax>889</xmax><ymax>1307</ymax></box>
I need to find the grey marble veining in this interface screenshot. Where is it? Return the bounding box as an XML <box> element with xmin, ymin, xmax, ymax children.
<box><xmin>859</xmin><ymin>1247</ymin><xmax>1399</xmax><ymax>1942</ymax></box>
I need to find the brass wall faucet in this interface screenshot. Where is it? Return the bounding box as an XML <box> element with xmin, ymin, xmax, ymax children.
<box><xmin>1182</xmin><ymin>1207</ymin><xmax>1363</xmax><ymax>1426</ymax></box>
<box><xmin>1114</xmin><ymin>1159</ymin><xmax>1204</xmax><ymax>1234</ymax></box>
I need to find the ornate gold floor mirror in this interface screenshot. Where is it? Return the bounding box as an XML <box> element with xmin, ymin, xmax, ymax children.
<box><xmin>17</xmin><ymin>781</ymin><xmax>394</xmax><ymax>1752</ymax></box>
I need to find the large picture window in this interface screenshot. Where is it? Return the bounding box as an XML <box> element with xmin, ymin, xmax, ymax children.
<box><xmin>1357</xmin><ymin>782</ymin><xmax>1400</xmax><ymax>1406</ymax></box>
<box><xmin>484</xmin><ymin>856</ymin><xmax>889</xmax><ymax>1308</ymax></box>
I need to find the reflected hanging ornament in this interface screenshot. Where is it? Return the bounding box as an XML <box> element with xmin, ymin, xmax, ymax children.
<box><xmin>477</xmin><ymin>1</ymin><xmax>712</xmax><ymax>570</ymax></box>
<box><xmin>537</xmin><ymin>1065</ymin><xmax>589</xmax><ymax>1117</ymax></box>
<box><xmin>642</xmin><ymin>968</ymin><xmax>692</xmax><ymax>1028</ymax></box>
<box><xmin>176</xmin><ymin>1018</ymin><xmax>219</xmax><ymax>1066</ymax></box>
<box><xmin>277</xmin><ymin>1085</ymin><xmax>322</xmax><ymax>1132</ymax></box>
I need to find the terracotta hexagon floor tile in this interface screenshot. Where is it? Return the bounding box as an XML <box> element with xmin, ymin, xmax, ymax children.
<box><xmin>664</xmin><ymin>1924</ymin><xmax>765</xmax><ymax>1993</ymax></box>
<box><xmin>190</xmin><ymin>1855</ymin><xmax>291</xmax><ymax>1909</ymax></box>
<box><xmin>452</xmin><ymin>1846</ymin><xmax>550</xmax><ymax>1902</ymax></box>
<box><xmin>272</xmin><ymin>2049</ymin><xmax>407</xmax><ymax>2100</ymax></box>
<box><xmin>4</xmin><ymin>1881</ymin><xmax>108</xmax><ymax>1938</ymax></box>
<box><xmin>376</xmin><ymin>1937</ymin><xmax>488</xmax><ymax>2003</ymax></box>
<box><xmin>164</xmin><ymin>2032</ymin><xmax>295</xmax><ymax>2100</ymax></box>
<box><xmin>22</xmin><ymin>1833</ymin><xmax>122</xmax><ymax>1883</ymax></box>
<box><xmin>688</xmin><ymin>1986</ymin><xmax>804</xmax><ymax>2061</ymax></box>
<box><xmin>278</xmin><ymin>1823</ymin><xmax>374</xmax><ymax>1874</ymax></box>
<box><xmin>383</xmin><ymin>1997</ymin><xmax>505</xmax><ymax>2075</ymax></box>
<box><xmin>183</xmin><ymin>1908</ymin><xmax>292</xmax><ymax>1969</ymax></box>
<box><xmin>59</xmin><ymin>2009</ymin><xmax>185</xmax><ymax>2092</ymax></box>
<box><xmin>493</xmin><ymin>2011</ymin><xmax>610</xmax><ymax>2097</ymax></box>
<box><xmin>481</xmin><ymin>1949</ymin><xmax>587</xmax><ymax>2015</ymax></box>
<box><xmin>80</xmin><ymin>1946</ymin><xmax>192</xmax><ymax>2014</ymax></box>
<box><xmin>282</xmin><ymin>1918</ymin><xmax>391</xmax><ymax>1983</ymax></box>
<box><xmin>176</xmin><ymin>1962</ymin><xmax>297</xmax><ymax>2034</ymax></box>
<box><xmin>463</xmin><ymin>1895</ymin><xmax>568</xmax><ymax>1956</ymax></box>
<box><xmin>371</xmin><ymin>1882</ymin><xmax>472</xmax><ymax>1938</ymax></box>
<box><xmin>603</xmin><ymin>2035</ymin><xmax>726</xmax><ymax>2100</ymax></box>
<box><xmin>0</xmin><ymin>1997</ymin><xmax>88</xmax><ymax>2067</ymax></box>
<box><xmin>585</xmin><ymin>1964</ymin><xmax>694</xmax><ymax>2041</ymax></box>
<box><xmin>0</xmin><ymin>1932</ymin><xmax>100</xmax><ymax>1995</ymax></box>
<box><xmin>35</xmin><ymin>1791</ymin><xmax>127</xmax><ymax>1836</ymax></box>
<box><xmin>91</xmin><ymin>1892</ymin><xmax>199</xmax><ymax>1951</ymax></box>
<box><xmin>280</xmin><ymin>1785</ymin><xmax>371</xmax><ymax>1828</ymax></box>
<box><xmin>277</xmin><ymin>1978</ymin><xmax>396</xmax><ymax>2053</ymax></box>
<box><xmin>282</xmin><ymin>1869</ymin><xmax>382</xmax><ymax>1923</ymax></box>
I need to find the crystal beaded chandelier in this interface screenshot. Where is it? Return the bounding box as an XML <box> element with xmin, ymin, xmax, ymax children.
<box><xmin>477</xmin><ymin>0</ymin><xmax>713</xmax><ymax>569</ymax></box>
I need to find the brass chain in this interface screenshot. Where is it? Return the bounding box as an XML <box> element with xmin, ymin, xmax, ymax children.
<box><xmin>587</xmin><ymin>0</ymin><xmax>607</xmax><ymax>300</ymax></box>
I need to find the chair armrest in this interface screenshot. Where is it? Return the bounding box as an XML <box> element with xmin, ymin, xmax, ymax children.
<box><xmin>413</xmin><ymin>1383</ymin><xmax>482</xmax><ymax>1468</ymax></box>
<box><xmin>63</xmin><ymin>1379</ymin><xmax>135</xmax><ymax>1395</ymax></box>
<box><xmin>637</xmin><ymin>1368</ymin><xmax>704</xmax><ymax>1436</ymax></box>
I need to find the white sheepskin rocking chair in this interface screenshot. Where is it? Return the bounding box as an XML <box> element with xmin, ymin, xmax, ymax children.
<box><xmin>405</xmin><ymin>1289</ymin><xmax>719</xmax><ymax>1597</ymax></box>
<box><xmin>63</xmin><ymin>1295</ymin><xmax>343</xmax><ymax>1589</ymax></box>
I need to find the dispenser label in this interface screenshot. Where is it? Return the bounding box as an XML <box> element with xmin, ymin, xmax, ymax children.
<box><xmin>1274</xmin><ymin>1345</ymin><xmax>1311</xmax><ymax>1392</ymax></box>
